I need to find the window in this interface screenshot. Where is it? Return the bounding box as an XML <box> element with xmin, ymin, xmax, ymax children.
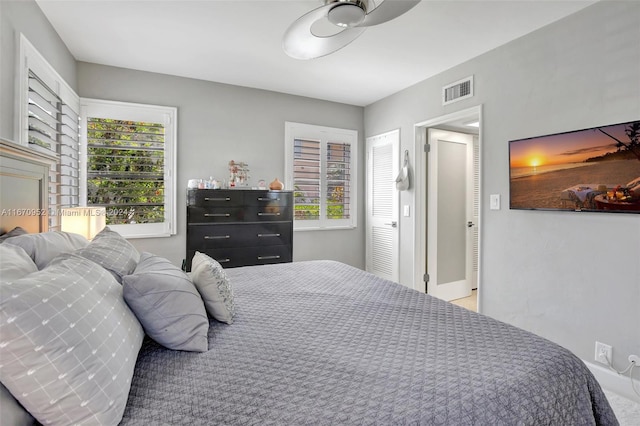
<box><xmin>80</xmin><ymin>99</ymin><xmax>177</xmax><ymax>238</ymax></box>
<box><xmin>18</xmin><ymin>34</ymin><xmax>80</xmax><ymax>231</ymax></box>
<box><xmin>284</xmin><ymin>122</ymin><xmax>357</xmax><ymax>230</ymax></box>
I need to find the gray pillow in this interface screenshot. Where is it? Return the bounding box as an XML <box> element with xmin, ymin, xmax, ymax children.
<box><xmin>4</xmin><ymin>231</ymin><xmax>88</xmax><ymax>269</ymax></box>
<box><xmin>0</xmin><ymin>253</ymin><xmax>144</xmax><ymax>425</ymax></box>
<box><xmin>0</xmin><ymin>226</ymin><xmax>28</xmax><ymax>243</ymax></box>
<box><xmin>190</xmin><ymin>251</ymin><xmax>236</xmax><ymax>324</ymax></box>
<box><xmin>75</xmin><ymin>226</ymin><xmax>139</xmax><ymax>283</ymax></box>
<box><xmin>122</xmin><ymin>252</ymin><xmax>209</xmax><ymax>352</ymax></box>
<box><xmin>0</xmin><ymin>243</ymin><xmax>38</xmax><ymax>281</ymax></box>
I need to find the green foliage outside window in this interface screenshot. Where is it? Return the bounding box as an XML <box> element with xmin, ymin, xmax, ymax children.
<box><xmin>293</xmin><ymin>186</ymin><xmax>346</xmax><ymax>220</ymax></box>
<box><xmin>87</xmin><ymin>118</ymin><xmax>165</xmax><ymax>225</ymax></box>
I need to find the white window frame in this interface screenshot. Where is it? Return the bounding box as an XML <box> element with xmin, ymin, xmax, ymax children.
<box><xmin>79</xmin><ymin>98</ymin><xmax>177</xmax><ymax>238</ymax></box>
<box><xmin>284</xmin><ymin>121</ymin><xmax>358</xmax><ymax>231</ymax></box>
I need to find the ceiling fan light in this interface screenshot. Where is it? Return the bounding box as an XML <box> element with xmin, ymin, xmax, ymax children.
<box><xmin>328</xmin><ymin>3</ymin><xmax>366</xmax><ymax>27</ymax></box>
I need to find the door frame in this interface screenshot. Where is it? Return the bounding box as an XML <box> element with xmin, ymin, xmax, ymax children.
<box><xmin>413</xmin><ymin>105</ymin><xmax>483</xmax><ymax>311</ymax></box>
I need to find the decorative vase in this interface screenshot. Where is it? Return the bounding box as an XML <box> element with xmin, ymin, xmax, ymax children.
<box><xmin>269</xmin><ymin>177</ymin><xmax>284</xmax><ymax>190</ymax></box>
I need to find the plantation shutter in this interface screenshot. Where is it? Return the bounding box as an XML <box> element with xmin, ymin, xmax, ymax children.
<box><xmin>326</xmin><ymin>141</ymin><xmax>351</xmax><ymax>220</ymax></box>
<box><xmin>293</xmin><ymin>138</ymin><xmax>321</xmax><ymax>220</ymax></box>
<box><xmin>285</xmin><ymin>122</ymin><xmax>357</xmax><ymax>230</ymax></box>
<box><xmin>27</xmin><ymin>70</ymin><xmax>80</xmax><ymax>230</ymax></box>
<box><xmin>85</xmin><ymin>117</ymin><xmax>165</xmax><ymax>225</ymax></box>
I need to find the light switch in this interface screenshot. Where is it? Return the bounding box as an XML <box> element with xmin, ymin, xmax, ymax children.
<box><xmin>403</xmin><ymin>205</ymin><xmax>410</xmax><ymax>217</ymax></box>
<box><xmin>490</xmin><ymin>194</ymin><xmax>501</xmax><ymax>210</ymax></box>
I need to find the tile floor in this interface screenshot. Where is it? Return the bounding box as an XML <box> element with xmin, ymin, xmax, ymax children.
<box><xmin>450</xmin><ymin>289</ymin><xmax>477</xmax><ymax>312</ymax></box>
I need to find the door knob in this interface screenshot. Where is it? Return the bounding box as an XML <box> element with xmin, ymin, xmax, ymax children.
<box><xmin>384</xmin><ymin>221</ymin><xmax>398</xmax><ymax>228</ymax></box>
<box><xmin>467</xmin><ymin>221</ymin><xmax>475</xmax><ymax>228</ymax></box>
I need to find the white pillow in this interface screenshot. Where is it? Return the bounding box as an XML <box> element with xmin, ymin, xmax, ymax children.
<box><xmin>190</xmin><ymin>252</ymin><xmax>236</xmax><ymax>324</ymax></box>
<box><xmin>0</xmin><ymin>253</ymin><xmax>144</xmax><ymax>425</ymax></box>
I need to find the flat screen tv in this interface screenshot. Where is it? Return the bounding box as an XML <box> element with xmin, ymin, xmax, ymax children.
<box><xmin>509</xmin><ymin>120</ymin><xmax>640</xmax><ymax>213</ymax></box>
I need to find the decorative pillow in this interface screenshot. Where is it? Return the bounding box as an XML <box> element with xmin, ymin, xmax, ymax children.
<box><xmin>0</xmin><ymin>243</ymin><xmax>38</xmax><ymax>281</ymax></box>
<box><xmin>0</xmin><ymin>226</ymin><xmax>28</xmax><ymax>243</ymax></box>
<box><xmin>4</xmin><ymin>231</ymin><xmax>88</xmax><ymax>269</ymax></box>
<box><xmin>190</xmin><ymin>251</ymin><xmax>236</xmax><ymax>324</ymax></box>
<box><xmin>122</xmin><ymin>252</ymin><xmax>209</xmax><ymax>352</ymax></box>
<box><xmin>0</xmin><ymin>253</ymin><xmax>144</xmax><ymax>426</ymax></box>
<box><xmin>75</xmin><ymin>226</ymin><xmax>139</xmax><ymax>283</ymax></box>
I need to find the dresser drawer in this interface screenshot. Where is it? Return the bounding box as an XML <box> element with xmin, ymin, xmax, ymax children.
<box><xmin>187</xmin><ymin>189</ymin><xmax>242</xmax><ymax>207</ymax></box>
<box><xmin>187</xmin><ymin>245</ymin><xmax>292</xmax><ymax>270</ymax></box>
<box><xmin>187</xmin><ymin>222</ymin><xmax>292</xmax><ymax>249</ymax></box>
<box><xmin>244</xmin><ymin>205</ymin><xmax>293</xmax><ymax>222</ymax></box>
<box><xmin>188</xmin><ymin>206</ymin><xmax>244</xmax><ymax>223</ymax></box>
<box><xmin>244</xmin><ymin>191</ymin><xmax>292</xmax><ymax>206</ymax></box>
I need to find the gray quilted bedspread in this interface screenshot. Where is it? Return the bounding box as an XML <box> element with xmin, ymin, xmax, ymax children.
<box><xmin>120</xmin><ymin>260</ymin><xmax>617</xmax><ymax>425</ymax></box>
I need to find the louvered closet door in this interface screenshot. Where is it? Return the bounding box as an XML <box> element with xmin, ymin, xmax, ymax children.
<box><xmin>366</xmin><ymin>130</ymin><xmax>399</xmax><ymax>282</ymax></box>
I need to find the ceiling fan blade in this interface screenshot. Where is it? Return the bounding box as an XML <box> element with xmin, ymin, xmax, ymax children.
<box><xmin>283</xmin><ymin>4</ymin><xmax>366</xmax><ymax>60</ymax></box>
<box><xmin>358</xmin><ymin>0</ymin><xmax>420</xmax><ymax>27</ymax></box>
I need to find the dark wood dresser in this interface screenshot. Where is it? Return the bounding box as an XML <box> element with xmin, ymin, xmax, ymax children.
<box><xmin>186</xmin><ymin>189</ymin><xmax>293</xmax><ymax>271</ymax></box>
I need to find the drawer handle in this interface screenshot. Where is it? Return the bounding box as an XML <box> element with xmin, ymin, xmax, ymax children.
<box><xmin>258</xmin><ymin>212</ymin><xmax>280</xmax><ymax>216</ymax></box>
<box><xmin>217</xmin><ymin>258</ymin><xmax>231</xmax><ymax>263</ymax></box>
<box><xmin>257</xmin><ymin>233</ymin><xmax>281</xmax><ymax>238</ymax></box>
<box><xmin>204</xmin><ymin>235</ymin><xmax>230</xmax><ymax>240</ymax></box>
<box><xmin>204</xmin><ymin>197</ymin><xmax>231</xmax><ymax>201</ymax></box>
<box><xmin>204</xmin><ymin>213</ymin><xmax>231</xmax><ymax>217</ymax></box>
<box><xmin>257</xmin><ymin>255</ymin><xmax>281</xmax><ymax>260</ymax></box>
<box><xmin>257</xmin><ymin>197</ymin><xmax>280</xmax><ymax>201</ymax></box>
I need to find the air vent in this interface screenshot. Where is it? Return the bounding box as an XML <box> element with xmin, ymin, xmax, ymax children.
<box><xmin>442</xmin><ymin>76</ymin><xmax>474</xmax><ymax>105</ymax></box>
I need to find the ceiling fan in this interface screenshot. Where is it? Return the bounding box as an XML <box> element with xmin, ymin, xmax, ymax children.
<box><xmin>283</xmin><ymin>0</ymin><xmax>421</xmax><ymax>60</ymax></box>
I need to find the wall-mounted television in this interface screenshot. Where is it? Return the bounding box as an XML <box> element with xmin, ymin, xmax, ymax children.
<box><xmin>509</xmin><ymin>120</ymin><xmax>640</xmax><ymax>213</ymax></box>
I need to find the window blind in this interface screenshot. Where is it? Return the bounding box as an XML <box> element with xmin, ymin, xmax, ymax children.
<box><xmin>285</xmin><ymin>122</ymin><xmax>357</xmax><ymax>230</ymax></box>
<box><xmin>326</xmin><ymin>141</ymin><xmax>351</xmax><ymax>220</ymax></box>
<box><xmin>292</xmin><ymin>138</ymin><xmax>352</xmax><ymax>222</ymax></box>
<box><xmin>27</xmin><ymin>70</ymin><xmax>80</xmax><ymax>230</ymax></box>
<box><xmin>86</xmin><ymin>117</ymin><xmax>165</xmax><ymax>225</ymax></box>
<box><xmin>293</xmin><ymin>138</ymin><xmax>320</xmax><ymax>220</ymax></box>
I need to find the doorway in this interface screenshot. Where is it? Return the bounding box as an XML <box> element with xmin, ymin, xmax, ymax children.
<box><xmin>414</xmin><ymin>106</ymin><xmax>482</xmax><ymax>310</ymax></box>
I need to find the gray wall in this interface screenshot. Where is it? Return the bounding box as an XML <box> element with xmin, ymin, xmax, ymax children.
<box><xmin>77</xmin><ymin>62</ymin><xmax>365</xmax><ymax>268</ymax></box>
<box><xmin>365</xmin><ymin>1</ymin><xmax>640</xmax><ymax>367</ymax></box>
<box><xmin>0</xmin><ymin>0</ymin><xmax>77</xmax><ymax>142</ymax></box>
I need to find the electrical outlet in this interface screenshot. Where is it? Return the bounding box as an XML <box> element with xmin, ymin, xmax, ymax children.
<box><xmin>595</xmin><ymin>341</ymin><xmax>612</xmax><ymax>365</ymax></box>
<box><xmin>629</xmin><ymin>354</ymin><xmax>640</xmax><ymax>365</ymax></box>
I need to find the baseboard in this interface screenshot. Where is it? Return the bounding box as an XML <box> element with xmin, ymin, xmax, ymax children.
<box><xmin>584</xmin><ymin>360</ymin><xmax>640</xmax><ymax>403</ymax></box>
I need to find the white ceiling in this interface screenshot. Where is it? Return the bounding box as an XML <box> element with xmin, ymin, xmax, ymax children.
<box><xmin>36</xmin><ymin>0</ymin><xmax>596</xmax><ymax>107</ymax></box>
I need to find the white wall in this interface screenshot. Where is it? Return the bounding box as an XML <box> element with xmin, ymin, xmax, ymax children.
<box><xmin>77</xmin><ymin>62</ymin><xmax>366</xmax><ymax>268</ymax></box>
<box><xmin>365</xmin><ymin>1</ymin><xmax>640</xmax><ymax>370</ymax></box>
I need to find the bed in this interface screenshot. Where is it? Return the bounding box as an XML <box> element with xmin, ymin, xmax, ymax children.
<box><xmin>120</xmin><ymin>260</ymin><xmax>617</xmax><ymax>425</ymax></box>
<box><xmin>0</xmin><ymin>143</ymin><xmax>619</xmax><ymax>425</ymax></box>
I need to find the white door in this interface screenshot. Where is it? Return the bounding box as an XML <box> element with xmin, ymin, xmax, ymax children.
<box><xmin>426</xmin><ymin>129</ymin><xmax>474</xmax><ymax>300</ymax></box>
<box><xmin>366</xmin><ymin>130</ymin><xmax>399</xmax><ymax>282</ymax></box>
